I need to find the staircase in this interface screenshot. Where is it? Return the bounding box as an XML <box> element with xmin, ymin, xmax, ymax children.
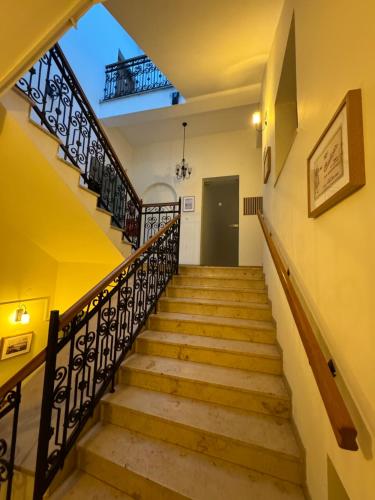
<box><xmin>0</xmin><ymin>88</ymin><xmax>132</xmax><ymax>259</ymax></box>
<box><xmin>51</xmin><ymin>265</ymin><xmax>306</xmax><ymax>500</ymax></box>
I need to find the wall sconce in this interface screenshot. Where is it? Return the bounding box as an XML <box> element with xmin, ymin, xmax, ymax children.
<box><xmin>251</xmin><ymin>111</ymin><xmax>268</xmax><ymax>132</ymax></box>
<box><xmin>15</xmin><ymin>304</ymin><xmax>30</xmax><ymax>324</ymax></box>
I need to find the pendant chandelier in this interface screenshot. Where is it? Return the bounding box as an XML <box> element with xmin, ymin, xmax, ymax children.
<box><xmin>175</xmin><ymin>122</ymin><xmax>192</xmax><ymax>181</ymax></box>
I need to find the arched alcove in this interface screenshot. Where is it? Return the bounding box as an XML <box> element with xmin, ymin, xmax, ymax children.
<box><xmin>142</xmin><ymin>182</ymin><xmax>177</xmax><ymax>203</ymax></box>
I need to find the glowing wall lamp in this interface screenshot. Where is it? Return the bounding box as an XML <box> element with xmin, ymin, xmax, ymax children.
<box><xmin>252</xmin><ymin>111</ymin><xmax>261</xmax><ymax>129</ymax></box>
<box><xmin>15</xmin><ymin>304</ymin><xmax>30</xmax><ymax>324</ymax></box>
<box><xmin>251</xmin><ymin>111</ymin><xmax>268</xmax><ymax>132</ymax></box>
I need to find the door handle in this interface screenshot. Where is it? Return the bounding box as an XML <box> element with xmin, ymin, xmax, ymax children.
<box><xmin>228</xmin><ymin>224</ymin><xmax>239</xmax><ymax>228</ymax></box>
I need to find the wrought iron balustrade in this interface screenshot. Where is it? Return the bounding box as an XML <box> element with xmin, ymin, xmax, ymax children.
<box><xmin>16</xmin><ymin>44</ymin><xmax>142</xmax><ymax>247</ymax></box>
<box><xmin>141</xmin><ymin>200</ymin><xmax>181</xmax><ymax>243</ymax></box>
<box><xmin>0</xmin><ymin>384</ymin><xmax>20</xmax><ymax>500</ymax></box>
<box><xmin>103</xmin><ymin>55</ymin><xmax>173</xmax><ymax>101</ymax></box>
<box><xmin>0</xmin><ymin>215</ymin><xmax>181</xmax><ymax>500</ymax></box>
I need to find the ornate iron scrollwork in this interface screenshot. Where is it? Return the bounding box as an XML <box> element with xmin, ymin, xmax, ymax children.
<box><xmin>103</xmin><ymin>55</ymin><xmax>173</xmax><ymax>101</ymax></box>
<box><xmin>0</xmin><ymin>384</ymin><xmax>21</xmax><ymax>499</ymax></box>
<box><xmin>141</xmin><ymin>202</ymin><xmax>180</xmax><ymax>243</ymax></box>
<box><xmin>34</xmin><ymin>217</ymin><xmax>180</xmax><ymax>496</ymax></box>
<box><xmin>16</xmin><ymin>44</ymin><xmax>142</xmax><ymax>247</ymax></box>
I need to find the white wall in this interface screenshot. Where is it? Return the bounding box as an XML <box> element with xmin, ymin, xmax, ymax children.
<box><xmin>128</xmin><ymin>127</ymin><xmax>263</xmax><ymax>266</ymax></box>
<box><xmin>261</xmin><ymin>1</ymin><xmax>375</xmax><ymax>499</ymax></box>
<box><xmin>102</xmin><ymin>125</ymin><xmax>134</xmax><ymax>171</ymax></box>
<box><xmin>100</xmin><ymin>88</ymin><xmax>184</xmax><ymax>119</ymax></box>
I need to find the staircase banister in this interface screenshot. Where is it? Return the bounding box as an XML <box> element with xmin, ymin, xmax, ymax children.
<box><xmin>59</xmin><ymin>214</ymin><xmax>180</xmax><ymax>330</ymax></box>
<box><xmin>257</xmin><ymin>211</ymin><xmax>358</xmax><ymax>451</ymax></box>
<box><xmin>0</xmin><ymin>349</ymin><xmax>46</xmax><ymax>400</ymax></box>
<box><xmin>53</xmin><ymin>44</ymin><xmax>141</xmax><ymax>207</ymax></box>
<box><xmin>0</xmin><ymin>215</ymin><xmax>180</xmax><ymax>401</ymax></box>
<box><xmin>142</xmin><ymin>201</ymin><xmax>180</xmax><ymax>208</ymax></box>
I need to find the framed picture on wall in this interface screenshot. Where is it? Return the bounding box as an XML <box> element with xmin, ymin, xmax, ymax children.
<box><xmin>263</xmin><ymin>146</ymin><xmax>271</xmax><ymax>184</ymax></box>
<box><xmin>1</xmin><ymin>332</ymin><xmax>33</xmax><ymax>360</ymax></box>
<box><xmin>182</xmin><ymin>196</ymin><xmax>195</xmax><ymax>212</ymax></box>
<box><xmin>307</xmin><ymin>89</ymin><xmax>365</xmax><ymax>218</ymax></box>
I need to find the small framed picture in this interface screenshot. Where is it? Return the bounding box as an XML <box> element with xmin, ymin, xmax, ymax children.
<box><xmin>1</xmin><ymin>332</ymin><xmax>33</xmax><ymax>360</ymax></box>
<box><xmin>182</xmin><ymin>196</ymin><xmax>195</xmax><ymax>212</ymax></box>
<box><xmin>307</xmin><ymin>89</ymin><xmax>365</xmax><ymax>218</ymax></box>
<box><xmin>263</xmin><ymin>146</ymin><xmax>271</xmax><ymax>184</ymax></box>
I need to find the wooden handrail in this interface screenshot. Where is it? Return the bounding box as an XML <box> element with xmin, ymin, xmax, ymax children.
<box><xmin>142</xmin><ymin>201</ymin><xmax>180</xmax><ymax>208</ymax></box>
<box><xmin>0</xmin><ymin>349</ymin><xmax>46</xmax><ymax>399</ymax></box>
<box><xmin>257</xmin><ymin>211</ymin><xmax>358</xmax><ymax>451</ymax></box>
<box><xmin>0</xmin><ymin>215</ymin><xmax>180</xmax><ymax>399</ymax></box>
<box><xmin>59</xmin><ymin>215</ymin><xmax>180</xmax><ymax>329</ymax></box>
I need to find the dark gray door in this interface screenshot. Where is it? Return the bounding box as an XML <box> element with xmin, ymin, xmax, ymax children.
<box><xmin>201</xmin><ymin>176</ymin><xmax>239</xmax><ymax>266</ymax></box>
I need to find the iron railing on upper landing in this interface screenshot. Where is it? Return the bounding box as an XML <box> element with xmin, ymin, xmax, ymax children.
<box><xmin>15</xmin><ymin>44</ymin><xmax>142</xmax><ymax>247</ymax></box>
<box><xmin>0</xmin><ymin>215</ymin><xmax>181</xmax><ymax>500</ymax></box>
<box><xmin>103</xmin><ymin>55</ymin><xmax>173</xmax><ymax>101</ymax></box>
<box><xmin>141</xmin><ymin>201</ymin><xmax>181</xmax><ymax>243</ymax></box>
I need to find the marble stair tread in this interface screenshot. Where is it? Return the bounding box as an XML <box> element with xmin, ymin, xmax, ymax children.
<box><xmin>138</xmin><ymin>330</ymin><xmax>281</xmax><ymax>359</ymax></box>
<box><xmin>122</xmin><ymin>354</ymin><xmax>289</xmax><ymax>400</ymax></box>
<box><xmin>151</xmin><ymin>311</ymin><xmax>275</xmax><ymax>330</ymax></box>
<box><xmin>176</xmin><ymin>274</ymin><xmax>265</xmax><ymax>284</ymax></box>
<box><xmin>79</xmin><ymin>424</ymin><xmax>305</xmax><ymax>500</ymax></box>
<box><xmin>179</xmin><ymin>265</ymin><xmax>263</xmax><ymax>270</ymax></box>
<box><xmin>170</xmin><ymin>283</ymin><xmax>268</xmax><ymax>293</ymax></box>
<box><xmin>159</xmin><ymin>296</ymin><xmax>271</xmax><ymax>310</ymax></box>
<box><xmin>103</xmin><ymin>385</ymin><xmax>301</xmax><ymax>460</ymax></box>
<box><xmin>178</xmin><ymin>265</ymin><xmax>264</xmax><ymax>276</ymax></box>
<box><xmin>50</xmin><ymin>471</ymin><xmax>133</xmax><ymax>499</ymax></box>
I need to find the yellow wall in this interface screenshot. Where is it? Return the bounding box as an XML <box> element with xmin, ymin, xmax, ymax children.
<box><xmin>54</xmin><ymin>261</ymin><xmax>119</xmax><ymax>313</ymax></box>
<box><xmin>0</xmin><ymin>98</ymin><xmax>124</xmax><ymax>385</ymax></box>
<box><xmin>0</xmin><ymin>222</ymin><xmax>57</xmax><ymax>385</ymax></box>
<box><xmin>0</xmin><ymin>0</ymin><xmax>93</xmax><ymax>95</ymax></box>
<box><xmin>261</xmin><ymin>2</ymin><xmax>375</xmax><ymax>499</ymax></box>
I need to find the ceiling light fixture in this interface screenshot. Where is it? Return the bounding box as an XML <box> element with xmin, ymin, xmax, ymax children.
<box><xmin>175</xmin><ymin>122</ymin><xmax>192</xmax><ymax>181</ymax></box>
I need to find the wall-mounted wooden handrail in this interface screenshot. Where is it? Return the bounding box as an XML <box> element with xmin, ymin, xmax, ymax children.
<box><xmin>0</xmin><ymin>215</ymin><xmax>180</xmax><ymax>400</ymax></box>
<box><xmin>257</xmin><ymin>211</ymin><xmax>358</xmax><ymax>451</ymax></box>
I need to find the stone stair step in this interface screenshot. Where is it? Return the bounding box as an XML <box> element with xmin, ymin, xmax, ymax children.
<box><xmin>78</xmin><ymin>424</ymin><xmax>305</xmax><ymax>500</ymax></box>
<box><xmin>167</xmin><ymin>284</ymin><xmax>269</xmax><ymax>303</ymax></box>
<box><xmin>121</xmin><ymin>354</ymin><xmax>290</xmax><ymax>417</ymax></box>
<box><xmin>158</xmin><ymin>296</ymin><xmax>273</xmax><ymax>321</ymax></box>
<box><xmin>101</xmin><ymin>386</ymin><xmax>303</xmax><ymax>484</ymax></box>
<box><xmin>173</xmin><ymin>274</ymin><xmax>266</xmax><ymax>290</ymax></box>
<box><xmin>149</xmin><ymin>311</ymin><xmax>276</xmax><ymax>344</ymax></box>
<box><xmin>178</xmin><ymin>265</ymin><xmax>264</xmax><ymax>279</ymax></box>
<box><xmin>136</xmin><ymin>330</ymin><xmax>282</xmax><ymax>374</ymax></box>
<box><xmin>50</xmin><ymin>471</ymin><xmax>133</xmax><ymax>499</ymax></box>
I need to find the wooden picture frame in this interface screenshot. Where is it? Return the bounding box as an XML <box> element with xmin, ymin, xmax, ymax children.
<box><xmin>263</xmin><ymin>146</ymin><xmax>271</xmax><ymax>184</ymax></box>
<box><xmin>307</xmin><ymin>89</ymin><xmax>365</xmax><ymax>218</ymax></box>
<box><xmin>1</xmin><ymin>332</ymin><xmax>33</xmax><ymax>360</ymax></box>
<box><xmin>182</xmin><ymin>196</ymin><xmax>195</xmax><ymax>212</ymax></box>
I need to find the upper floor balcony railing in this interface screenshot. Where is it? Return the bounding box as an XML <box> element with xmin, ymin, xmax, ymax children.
<box><xmin>103</xmin><ymin>55</ymin><xmax>173</xmax><ymax>101</ymax></box>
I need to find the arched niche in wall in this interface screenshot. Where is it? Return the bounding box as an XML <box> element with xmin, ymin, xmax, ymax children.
<box><xmin>142</xmin><ymin>182</ymin><xmax>177</xmax><ymax>203</ymax></box>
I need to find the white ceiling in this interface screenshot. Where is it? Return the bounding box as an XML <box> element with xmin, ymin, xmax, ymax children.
<box><xmin>106</xmin><ymin>0</ymin><xmax>284</xmax><ymax>98</ymax></box>
<box><xmin>106</xmin><ymin>104</ymin><xmax>258</xmax><ymax>147</ymax></box>
<box><xmin>104</xmin><ymin>0</ymin><xmax>283</xmax><ymax>144</ymax></box>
